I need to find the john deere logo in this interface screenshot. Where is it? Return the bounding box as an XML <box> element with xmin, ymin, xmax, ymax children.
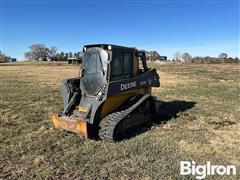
<box><xmin>121</xmin><ymin>82</ymin><xmax>136</xmax><ymax>91</ymax></box>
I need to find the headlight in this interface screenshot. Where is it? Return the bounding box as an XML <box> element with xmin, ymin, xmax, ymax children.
<box><xmin>83</xmin><ymin>46</ymin><xmax>87</xmax><ymax>52</ymax></box>
<box><xmin>107</xmin><ymin>45</ymin><xmax>112</xmax><ymax>50</ymax></box>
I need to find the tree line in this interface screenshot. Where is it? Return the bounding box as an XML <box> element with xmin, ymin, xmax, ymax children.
<box><xmin>24</xmin><ymin>44</ymin><xmax>163</xmax><ymax>62</ymax></box>
<box><xmin>173</xmin><ymin>52</ymin><xmax>239</xmax><ymax>64</ymax></box>
<box><xmin>24</xmin><ymin>44</ymin><xmax>82</xmax><ymax>61</ymax></box>
<box><xmin>22</xmin><ymin>43</ymin><xmax>239</xmax><ymax>64</ymax></box>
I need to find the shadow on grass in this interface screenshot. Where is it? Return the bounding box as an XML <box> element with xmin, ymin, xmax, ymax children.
<box><xmin>118</xmin><ymin>100</ymin><xmax>197</xmax><ymax>141</ymax></box>
<box><xmin>154</xmin><ymin>100</ymin><xmax>197</xmax><ymax>123</ymax></box>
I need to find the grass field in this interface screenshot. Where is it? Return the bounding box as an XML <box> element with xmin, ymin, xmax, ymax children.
<box><xmin>1</xmin><ymin>62</ymin><xmax>239</xmax><ymax>179</ymax></box>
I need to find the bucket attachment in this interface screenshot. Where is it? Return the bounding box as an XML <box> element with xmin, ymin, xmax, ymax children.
<box><xmin>51</xmin><ymin>113</ymin><xmax>88</xmax><ymax>137</ymax></box>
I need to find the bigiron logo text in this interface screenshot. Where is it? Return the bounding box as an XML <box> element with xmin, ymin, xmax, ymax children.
<box><xmin>180</xmin><ymin>161</ymin><xmax>236</xmax><ymax>179</ymax></box>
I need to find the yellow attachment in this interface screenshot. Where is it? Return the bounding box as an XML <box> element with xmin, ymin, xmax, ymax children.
<box><xmin>78</xmin><ymin>106</ymin><xmax>88</xmax><ymax>112</ymax></box>
<box><xmin>51</xmin><ymin>112</ymin><xmax>61</xmax><ymax>129</ymax></box>
<box><xmin>51</xmin><ymin>112</ymin><xmax>88</xmax><ymax>137</ymax></box>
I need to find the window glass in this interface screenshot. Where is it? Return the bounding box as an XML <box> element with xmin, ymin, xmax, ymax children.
<box><xmin>111</xmin><ymin>50</ymin><xmax>133</xmax><ymax>79</ymax></box>
<box><xmin>123</xmin><ymin>52</ymin><xmax>132</xmax><ymax>74</ymax></box>
<box><xmin>112</xmin><ymin>52</ymin><xmax>123</xmax><ymax>76</ymax></box>
<box><xmin>82</xmin><ymin>48</ymin><xmax>106</xmax><ymax>96</ymax></box>
<box><xmin>83</xmin><ymin>53</ymin><xmax>98</xmax><ymax>75</ymax></box>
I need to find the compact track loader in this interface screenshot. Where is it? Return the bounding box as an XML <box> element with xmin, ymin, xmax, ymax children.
<box><xmin>51</xmin><ymin>44</ymin><xmax>160</xmax><ymax>141</ymax></box>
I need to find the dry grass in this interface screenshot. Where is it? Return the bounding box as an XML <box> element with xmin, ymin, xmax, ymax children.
<box><xmin>0</xmin><ymin>61</ymin><xmax>239</xmax><ymax>179</ymax></box>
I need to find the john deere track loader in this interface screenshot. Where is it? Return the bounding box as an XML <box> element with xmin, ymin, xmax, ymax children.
<box><xmin>51</xmin><ymin>44</ymin><xmax>160</xmax><ymax>141</ymax></box>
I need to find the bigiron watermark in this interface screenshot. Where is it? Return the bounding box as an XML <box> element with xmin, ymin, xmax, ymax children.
<box><xmin>180</xmin><ymin>161</ymin><xmax>237</xmax><ymax>179</ymax></box>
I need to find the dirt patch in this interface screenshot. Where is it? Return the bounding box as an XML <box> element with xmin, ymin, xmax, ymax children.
<box><xmin>208</xmin><ymin>120</ymin><xmax>236</xmax><ymax>130</ymax></box>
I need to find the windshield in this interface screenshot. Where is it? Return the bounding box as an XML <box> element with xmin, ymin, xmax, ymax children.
<box><xmin>83</xmin><ymin>50</ymin><xmax>101</xmax><ymax>75</ymax></box>
<box><xmin>81</xmin><ymin>47</ymin><xmax>108</xmax><ymax>96</ymax></box>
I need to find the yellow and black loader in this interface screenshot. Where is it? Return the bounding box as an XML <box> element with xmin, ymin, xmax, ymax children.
<box><xmin>51</xmin><ymin>44</ymin><xmax>160</xmax><ymax>141</ymax></box>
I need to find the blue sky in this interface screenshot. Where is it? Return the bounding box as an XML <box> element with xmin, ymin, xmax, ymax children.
<box><xmin>1</xmin><ymin>0</ymin><xmax>239</xmax><ymax>60</ymax></box>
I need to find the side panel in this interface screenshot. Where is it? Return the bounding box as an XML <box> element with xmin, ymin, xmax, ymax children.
<box><xmin>100</xmin><ymin>88</ymin><xmax>151</xmax><ymax>119</ymax></box>
<box><xmin>107</xmin><ymin>68</ymin><xmax>160</xmax><ymax>97</ymax></box>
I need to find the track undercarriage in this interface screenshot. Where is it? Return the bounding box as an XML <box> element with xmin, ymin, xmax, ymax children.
<box><xmin>99</xmin><ymin>95</ymin><xmax>155</xmax><ymax>141</ymax></box>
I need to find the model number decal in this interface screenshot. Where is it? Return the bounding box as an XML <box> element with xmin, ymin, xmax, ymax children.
<box><xmin>120</xmin><ymin>82</ymin><xmax>137</xmax><ymax>91</ymax></box>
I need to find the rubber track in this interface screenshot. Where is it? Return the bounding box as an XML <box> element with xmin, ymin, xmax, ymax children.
<box><xmin>99</xmin><ymin>95</ymin><xmax>151</xmax><ymax>142</ymax></box>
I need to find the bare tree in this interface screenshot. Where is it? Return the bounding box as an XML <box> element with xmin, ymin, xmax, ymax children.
<box><xmin>218</xmin><ymin>53</ymin><xmax>228</xmax><ymax>59</ymax></box>
<box><xmin>146</xmin><ymin>50</ymin><xmax>160</xmax><ymax>61</ymax></box>
<box><xmin>0</xmin><ymin>51</ymin><xmax>11</xmax><ymax>62</ymax></box>
<box><xmin>182</xmin><ymin>52</ymin><xmax>192</xmax><ymax>63</ymax></box>
<box><xmin>24</xmin><ymin>52</ymin><xmax>32</xmax><ymax>61</ymax></box>
<box><xmin>48</xmin><ymin>46</ymin><xmax>58</xmax><ymax>61</ymax></box>
<box><xmin>174</xmin><ymin>52</ymin><xmax>181</xmax><ymax>61</ymax></box>
<box><xmin>0</xmin><ymin>51</ymin><xmax>6</xmax><ymax>62</ymax></box>
<box><xmin>25</xmin><ymin>44</ymin><xmax>49</xmax><ymax>61</ymax></box>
